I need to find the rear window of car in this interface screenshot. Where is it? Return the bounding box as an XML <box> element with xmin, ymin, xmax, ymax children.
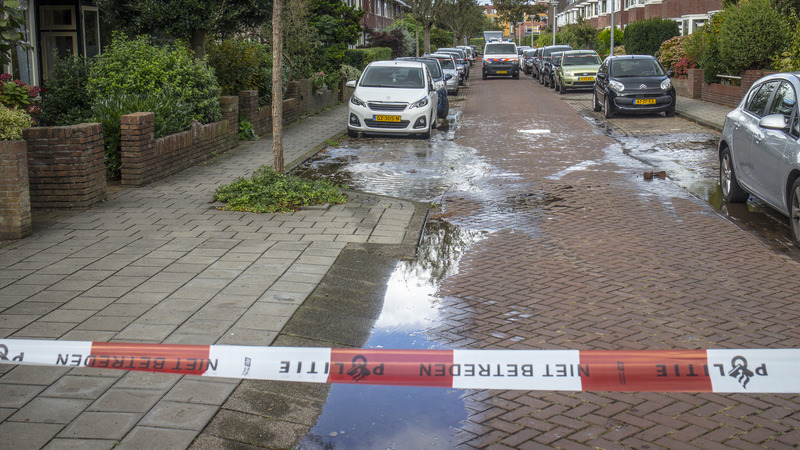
<box><xmin>543</xmin><ymin>46</ymin><xmax>570</xmax><ymax>57</ymax></box>
<box><xmin>485</xmin><ymin>43</ymin><xmax>516</xmax><ymax>55</ymax></box>
<box><xmin>419</xmin><ymin>60</ymin><xmax>442</xmax><ymax>78</ymax></box>
<box><xmin>434</xmin><ymin>57</ymin><xmax>455</xmax><ymax>69</ymax></box>
<box><xmin>562</xmin><ymin>54</ymin><xmax>601</xmax><ymax>65</ymax></box>
<box><xmin>360</xmin><ymin>66</ymin><xmax>425</xmax><ymax>88</ymax></box>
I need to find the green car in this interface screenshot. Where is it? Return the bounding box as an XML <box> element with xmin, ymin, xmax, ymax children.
<box><xmin>553</xmin><ymin>50</ymin><xmax>602</xmax><ymax>94</ymax></box>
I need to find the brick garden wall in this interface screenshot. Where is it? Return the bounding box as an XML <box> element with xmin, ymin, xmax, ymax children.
<box><xmin>120</xmin><ymin>96</ymin><xmax>239</xmax><ymax>187</ymax></box>
<box><xmin>239</xmin><ymin>79</ymin><xmax>339</xmax><ymax>136</ymax></box>
<box><xmin>22</xmin><ymin>123</ymin><xmax>106</xmax><ymax>209</ymax></box>
<box><xmin>681</xmin><ymin>69</ymin><xmax>776</xmax><ymax>108</ymax></box>
<box><xmin>0</xmin><ymin>140</ymin><xmax>31</xmax><ymax>239</ymax></box>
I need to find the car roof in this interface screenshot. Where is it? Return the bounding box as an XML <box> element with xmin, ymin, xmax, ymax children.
<box><xmin>561</xmin><ymin>50</ymin><xmax>598</xmax><ymax>55</ymax></box>
<box><xmin>606</xmin><ymin>54</ymin><xmax>657</xmax><ymax>61</ymax></box>
<box><xmin>367</xmin><ymin>60</ymin><xmax>426</xmax><ymax>69</ymax></box>
<box><xmin>428</xmin><ymin>53</ymin><xmax>454</xmax><ymax>58</ymax></box>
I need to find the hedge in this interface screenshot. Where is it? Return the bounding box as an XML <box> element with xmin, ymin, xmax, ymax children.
<box><xmin>624</xmin><ymin>17</ymin><xmax>679</xmax><ymax>56</ymax></box>
<box><xmin>345</xmin><ymin>47</ymin><xmax>392</xmax><ymax>70</ymax></box>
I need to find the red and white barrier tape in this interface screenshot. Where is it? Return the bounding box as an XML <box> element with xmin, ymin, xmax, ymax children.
<box><xmin>2</xmin><ymin>339</ymin><xmax>798</xmax><ymax>393</ymax></box>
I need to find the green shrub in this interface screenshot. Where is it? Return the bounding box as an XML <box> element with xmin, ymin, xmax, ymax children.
<box><xmin>340</xmin><ymin>64</ymin><xmax>361</xmax><ymax>83</ymax></box>
<box><xmin>624</xmin><ymin>18</ymin><xmax>679</xmax><ymax>56</ymax></box>
<box><xmin>773</xmin><ymin>13</ymin><xmax>800</xmax><ymax>71</ymax></box>
<box><xmin>206</xmin><ymin>38</ymin><xmax>273</xmax><ymax>104</ymax></box>
<box><xmin>719</xmin><ymin>0</ymin><xmax>787</xmax><ymax>74</ymax></box>
<box><xmin>698</xmin><ymin>9</ymin><xmax>727</xmax><ymax>83</ymax></box>
<box><xmin>213</xmin><ymin>166</ymin><xmax>347</xmax><ymax>213</ymax></box>
<box><xmin>344</xmin><ymin>47</ymin><xmax>392</xmax><ymax>70</ymax></box>
<box><xmin>93</xmin><ymin>89</ymin><xmax>194</xmax><ymax>178</ymax></box>
<box><xmin>238</xmin><ymin>117</ymin><xmax>258</xmax><ymax>140</ymax></box>
<box><xmin>39</xmin><ymin>55</ymin><xmax>93</xmax><ymax>126</ymax></box>
<box><xmin>87</xmin><ymin>33</ymin><xmax>221</xmax><ymax>124</ymax></box>
<box><xmin>0</xmin><ymin>73</ymin><xmax>40</xmax><ymax>117</ymax></box>
<box><xmin>595</xmin><ymin>27</ymin><xmax>623</xmax><ymax>56</ymax></box>
<box><xmin>656</xmin><ymin>35</ymin><xmax>698</xmax><ymax>77</ymax></box>
<box><xmin>0</xmin><ymin>107</ymin><xmax>33</xmax><ymax>140</ymax></box>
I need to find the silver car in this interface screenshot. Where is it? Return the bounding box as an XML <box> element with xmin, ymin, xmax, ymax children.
<box><xmin>718</xmin><ymin>72</ymin><xmax>800</xmax><ymax>246</ymax></box>
<box><xmin>427</xmin><ymin>53</ymin><xmax>460</xmax><ymax>95</ymax></box>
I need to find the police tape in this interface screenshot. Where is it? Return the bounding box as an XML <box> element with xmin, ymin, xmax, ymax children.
<box><xmin>2</xmin><ymin>339</ymin><xmax>799</xmax><ymax>393</ymax></box>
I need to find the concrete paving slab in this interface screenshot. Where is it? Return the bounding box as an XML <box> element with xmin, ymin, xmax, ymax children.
<box><xmin>57</xmin><ymin>412</ymin><xmax>141</xmax><ymax>439</ymax></box>
<box><xmin>138</xmin><ymin>401</ymin><xmax>218</xmax><ymax>430</ymax></box>
<box><xmin>0</xmin><ymin>422</ymin><xmax>64</xmax><ymax>449</ymax></box>
<box><xmin>9</xmin><ymin>397</ymin><xmax>92</xmax><ymax>424</ymax></box>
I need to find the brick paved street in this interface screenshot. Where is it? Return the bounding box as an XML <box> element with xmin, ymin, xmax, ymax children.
<box><xmin>431</xmin><ymin>72</ymin><xmax>800</xmax><ymax>448</ymax></box>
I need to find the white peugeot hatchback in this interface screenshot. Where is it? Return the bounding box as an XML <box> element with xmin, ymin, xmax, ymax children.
<box><xmin>346</xmin><ymin>60</ymin><xmax>438</xmax><ymax>139</ymax></box>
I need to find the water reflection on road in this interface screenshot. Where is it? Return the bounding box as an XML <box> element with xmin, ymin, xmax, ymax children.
<box><xmin>297</xmin><ymin>221</ymin><xmax>485</xmax><ymax>449</ymax></box>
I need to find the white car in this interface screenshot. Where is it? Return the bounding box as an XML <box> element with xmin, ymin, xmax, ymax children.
<box><xmin>347</xmin><ymin>60</ymin><xmax>439</xmax><ymax>139</ymax></box>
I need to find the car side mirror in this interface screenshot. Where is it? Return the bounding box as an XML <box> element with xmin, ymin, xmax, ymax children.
<box><xmin>667</xmin><ymin>70</ymin><xmax>675</xmax><ymax>77</ymax></box>
<box><xmin>760</xmin><ymin>113</ymin><xmax>790</xmax><ymax>131</ymax></box>
<box><xmin>444</xmin><ymin>74</ymin><xmax>453</xmax><ymax>81</ymax></box>
<box><xmin>346</xmin><ymin>80</ymin><xmax>356</xmax><ymax>88</ymax></box>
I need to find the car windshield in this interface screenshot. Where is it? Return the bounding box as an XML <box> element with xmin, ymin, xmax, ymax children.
<box><xmin>610</xmin><ymin>59</ymin><xmax>666</xmax><ymax>77</ymax></box>
<box><xmin>435</xmin><ymin>58</ymin><xmax>455</xmax><ymax>69</ymax></box>
<box><xmin>485</xmin><ymin>43</ymin><xmax>516</xmax><ymax>55</ymax></box>
<box><xmin>420</xmin><ymin>60</ymin><xmax>442</xmax><ymax>78</ymax></box>
<box><xmin>360</xmin><ymin>66</ymin><xmax>425</xmax><ymax>88</ymax></box>
<box><xmin>562</xmin><ymin>54</ymin><xmax>601</xmax><ymax>66</ymax></box>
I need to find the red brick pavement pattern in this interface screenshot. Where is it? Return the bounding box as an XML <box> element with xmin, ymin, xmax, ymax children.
<box><xmin>431</xmin><ymin>74</ymin><xmax>800</xmax><ymax>447</ymax></box>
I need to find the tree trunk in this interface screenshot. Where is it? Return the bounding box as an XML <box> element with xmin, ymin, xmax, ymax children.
<box><xmin>191</xmin><ymin>29</ymin><xmax>206</xmax><ymax>59</ymax></box>
<box><xmin>272</xmin><ymin>0</ymin><xmax>285</xmax><ymax>173</ymax></box>
<box><xmin>423</xmin><ymin>23</ymin><xmax>432</xmax><ymax>54</ymax></box>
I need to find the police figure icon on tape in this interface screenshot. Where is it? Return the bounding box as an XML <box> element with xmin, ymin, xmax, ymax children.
<box><xmin>0</xmin><ymin>344</ymin><xmax>24</xmax><ymax>362</ymax></box>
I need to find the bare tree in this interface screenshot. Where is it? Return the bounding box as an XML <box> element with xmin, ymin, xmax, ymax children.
<box><xmin>407</xmin><ymin>0</ymin><xmax>445</xmax><ymax>54</ymax></box>
<box><xmin>439</xmin><ymin>0</ymin><xmax>485</xmax><ymax>46</ymax></box>
<box><xmin>272</xmin><ymin>0</ymin><xmax>285</xmax><ymax>172</ymax></box>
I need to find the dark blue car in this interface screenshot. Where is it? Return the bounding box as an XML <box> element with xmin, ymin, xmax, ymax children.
<box><xmin>397</xmin><ymin>57</ymin><xmax>451</xmax><ymax>119</ymax></box>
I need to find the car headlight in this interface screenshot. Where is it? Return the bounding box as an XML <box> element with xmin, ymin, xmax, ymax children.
<box><xmin>661</xmin><ymin>78</ymin><xmax>672</xmax><ymax>90</ymax></box>
<box><xmin>409</xmin><ymin>96</ymin><xmax>429</xmax><ymax>109</ymax></box>
<box><xmin>564</xmin><ymin>70</ymin><xmax>573</xmax><ymax>76</ymax></box>
<box><xmin>350</xmin><ymin>95</ymin><xmax>366</xmax><ymax>107</ymax></box>
<box><xmin>610</xmin><ymin>80</ymin><xmax>625</xmax><ymax>93</ymax></box>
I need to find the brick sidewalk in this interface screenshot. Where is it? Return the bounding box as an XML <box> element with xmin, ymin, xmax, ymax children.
<box><xmin>0</xmin><ymin>105</ymin><xmax>423</xmax><ymax>449</ymax></box>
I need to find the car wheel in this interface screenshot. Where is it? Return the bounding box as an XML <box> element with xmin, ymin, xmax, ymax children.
<box><xmin>559</xmin><ymin>81</ymin><xmax>566</xmax><ymax>94</ymax></box>
<box><xmin>482</xmin><ymin>73</ymin><xmax>487</xmax><ymax>80</ymax></box>
<box><xmin>604</xmin><ymin>95</ymin><xmax>614</xmax><ymax>119</ymax></box>
<box><xmin>347</xmin><ymin>129</ymin><xmax>358</xmax><ymax>138</ymax></box>
<box><xmin>665</xmin><ymin>108</ymin><xmax>675</xmax><ymax>117</ymax></box>
<box><xmin>791</xmin><ymin>179</ymin><xmax>800</xmax><ymax>247</ymax></box>
<box><xmin>719</xmin><ymin>147</ymin><xmax>749</xmax><ymax>203</ymax></box>
<box><xmin>544</xmin><ymin>75</ymin><xmax>549</xmax><ymax>87</ymax></box>
<box><xmin>420</xmin><ymin>116</ymin><xmax>432</xmax><ymax>139</ymax></box>
<box><xmin>513</xmin><ymin>72</ymin><xmax>519</xmax><ymax>79</ymax></box>
<box><xmin>539</xmin><ymin>73</ymin><xmax>544</xmax><ymax>85</ymax></box>
<box><xmin>592</xmin><ymin>90</ymin><xmax>602</xmax><ymax>112</ymax></box>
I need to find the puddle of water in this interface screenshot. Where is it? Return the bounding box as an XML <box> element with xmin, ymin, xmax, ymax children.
<box><xmin>297</xmin><ymin>221</ymin><xmax>485</xmax><ymax>449</ymax></box>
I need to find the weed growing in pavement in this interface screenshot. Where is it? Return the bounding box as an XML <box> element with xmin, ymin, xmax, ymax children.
<box><xmin>324</xmin><ymin>138</ymin><xmax>340</xmax><ymax>147</ymax></box>
<box><xmin>213</xmin><ymin>166</ymin><xmax>347</xmax><ymax>213</ymax></box>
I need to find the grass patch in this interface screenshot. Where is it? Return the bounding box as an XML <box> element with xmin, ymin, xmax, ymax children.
<box><xmin>213</xmin><ymin>166</ymin><xmax>347</xmax><ymax>213</ymax></box>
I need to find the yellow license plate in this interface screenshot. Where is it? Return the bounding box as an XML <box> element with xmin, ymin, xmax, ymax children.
<box><xmin>374</xmin><ymin>115</ymin><xmax>401</xmax><ymax>122</ymax></box>
<box><xmin>635</xmin><ymin>99</ymin><xmax>657</xmax><ymax>105</ymax></box>
<box><xmin>579</xmin><ymin>76</ymin><xmax>594</xmax><ymax>82</ymax></box>
<box><xmin>497</xmin><ymin>70</ymin><xmax>507</xmax><ymax>74</ymax></box>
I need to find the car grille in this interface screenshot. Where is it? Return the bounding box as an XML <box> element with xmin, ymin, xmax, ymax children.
<box><xmin>364</xmin><ymin>119</ymin><xmax>410</xmax><ymax>129</ymax></box>
<box><xmin>368</xmin><ymin>102</ymin><xmax>407</xmax><ymax>111</ymax></box>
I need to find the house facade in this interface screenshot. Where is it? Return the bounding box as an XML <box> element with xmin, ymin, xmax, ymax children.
<box><xmin>6</xmin><ymin>0</ymin><xmax>101</xmax><ymax>87</ymax></box>
<box><xmin>345</xmin><ymin>0</ymin><xmax>411</xmax><ymax>45</ymax></box>
<box><xmin>555</xmin><ymin>0</ymin><xmax>723</xmax><ymax>35</ymax></box>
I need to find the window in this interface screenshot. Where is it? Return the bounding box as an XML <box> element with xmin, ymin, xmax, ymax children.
<box><xmin>746</xmin><ymin>81</ymin><xmax>778</xmax><ymax>117</ymax></box>
<box><xmin>81</xmin><ymin>6</ymin><xmax>100</xmax><ymax>59</ymax></box>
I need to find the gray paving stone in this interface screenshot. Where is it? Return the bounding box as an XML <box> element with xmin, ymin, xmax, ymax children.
<box><xmin>42</xmin><ymin>375</ymin><xmax>118</xmax><ymax>399</ymax></box>
<box><xmin>9</xmin><ymin>397</ymin><xmax>92</xmax><ymax>424</ymax></box>
<box><xmin>57</xmin><ymin>411</ymin><xmax>140</xmax><ymax>439</ymax></box>
<box><xmin>0</xmin><ymin>421</ymin><xmax>64</xmax><ymax>449</ymax></box>
<box><xmin>89</xmin><ymin>388</ymin><xmax>163</xmax><ymax>413</ymax></box>
<box><xmin>0</xmin><ymin>365</ymin><xmax>70</xmax><ymax>385</ymax></box>
<box><xmin>164</xmin><ymin>379</ymin><xmax>238</xmax><ymax>405</ymax></box>
<box><xmin>43</xmin><ymin>438</ymin><xmax>117</xmax><ymax>449</ymax></box>
<box><xmin>14</xmin><ymin>321</ymin><xmax>76</xmax><ymax>338</ymax></box>
<box><xmin>114</xmin><ymin>371</ymin><xmax>181</xmax><ymax>390</ymax></box>
<box><xmin>40</xmin><ymin>309</ymin><xmax>97</xmax><ymax>323</ymax></box>
<box><xmin>139</xmin><ymin>401</ymin><xmax>218</xmax><ymax>430</ymax></box>
<box><xmin>0</xmin><ymin>383</ymin><xmax>47</xmax><ymax>407</ymax></box>
<box><xmin>77</xmin><ymin>315</ymin><xmax>136</xmax><ymax>332</ymax></box>
<box><xmin>217</xmin><ymin>328</ymin><xmax>278</xmax><ymax>345</ymax></box>
<box><xmin>113</xmin><ymin>324</ymin><xmax>176</xmax><ymax>342</ymax></box>
<box><xmin>115</xmin><ymin>426</ymin><xmax>198</xmax><ymax>450</ymax></box>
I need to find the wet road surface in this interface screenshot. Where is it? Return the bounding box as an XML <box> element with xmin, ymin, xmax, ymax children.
<box><xmin>293</xmin><ymin>69</ymin><xmax>800</xmax><ymax>448</ymax></box>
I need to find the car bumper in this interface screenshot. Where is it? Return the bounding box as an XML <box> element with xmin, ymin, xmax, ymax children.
<box><xmin>561</xmin><ymin>75</ymin><xmax>596</xmax><ymax>89</ymax></box>
<box><xmin>446</xmin><ymin>78</ymin><xmax>459</xmax><ymax>93</ymax></box>
<box><xmin>483</xmin><ymin>64</ymin><xmax>518</xmax><ymax>76</ymax></box>
<box><xmin>611</xmin><ymin>93</ymin><xmax>675</xmax><ymax>114</ymax></box>
<box><xmin>348</xmin><ymin>104</ymin><xmax>432</xmax><ymax>135</ymax></box>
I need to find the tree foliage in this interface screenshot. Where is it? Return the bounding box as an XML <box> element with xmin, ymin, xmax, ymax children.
<box><xmin>624</xmin><ymin>17</ymin><xmax>679</xmax><ymax>56</ymax></box>
<box><xmin>94</xmin><ymin>0</ymin><xmax>272</xmax><ymax>57</ymax></box>
<box><xmin>438</xmin><ymin>0</ymin><xmax>485</xmax><ymax>45</ymax></box>
<box><xmin>0</xmin><ymin>0</ymin><xmax>31</xmax><ymax>66</ymax></box>
<box><xmin>407</xmin><ymin>0</ymin><xmax>446</xmax><ymax>53</ymax></box>
<box><xmin>719</xmin><ymin>0</ymin><xmax>787</xmax><ymax>74</ymax></box>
